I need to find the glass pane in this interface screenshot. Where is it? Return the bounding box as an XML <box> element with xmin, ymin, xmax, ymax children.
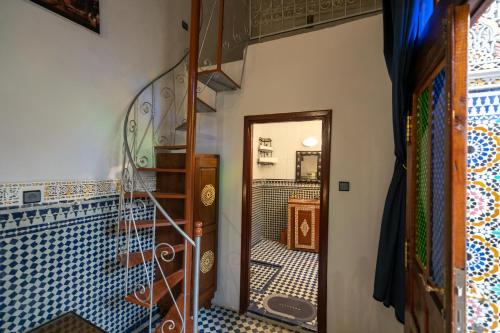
<box><xmin>416</xmin><ymin>88</ymin><xmax>430</xmax><ymax>267</ymax></box>
<box><xmin>430</xmin><ymin>70</ymin><xmax>446</xmax><ymax>288</ymax></box>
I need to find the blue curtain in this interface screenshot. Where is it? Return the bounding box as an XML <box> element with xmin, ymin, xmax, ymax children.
<box><xmin>373</xmin><ymin>0</ymin><xmax>433</xmax><ymax>323</ymax></box>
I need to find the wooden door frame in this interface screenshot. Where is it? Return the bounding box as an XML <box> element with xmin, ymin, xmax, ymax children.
<box><xmin>410</xmin><ymin>0</ymin><xmax>491</xmax><ymax>89</ymax></box>
<box><xmin>239</xmin><ymin>110</ymin><xmax>332</xmax><ymax>333</ymax></box>
<box><xmin>406</xmin><ymin>2</ymin><xmax>472</xmax><ymax>332</ymax></box>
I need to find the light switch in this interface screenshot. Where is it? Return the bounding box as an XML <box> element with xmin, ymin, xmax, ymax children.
<box><xmin>338</xmin><ymin>181</ymin><xmax>350</xmax><ymax>192</ymax></box>
<box><xmin>23</xmin><ymin>190</ymin><xmax>41</xmax><ymax>204</ymax></box>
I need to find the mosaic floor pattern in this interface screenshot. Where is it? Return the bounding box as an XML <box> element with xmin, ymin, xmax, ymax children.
<box><xmin>249</xmin><ymin>240</ymin><xmax>318</xmax><ymax>331</ymax></box>
<box><xmin>199</xmin><ymin>306</ymin><xmax>292</xmax><ymax>332</ymax></box>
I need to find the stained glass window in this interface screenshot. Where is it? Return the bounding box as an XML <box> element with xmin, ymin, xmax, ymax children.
<box><xmin>430</xmin><ymin>70</ymin><xmax>446</xmax><ymax>288</ymax></box>
<box><xmin>415</xmin><ymin>88</ymin><xmax>430</xmax><ymax>267</ymax></box>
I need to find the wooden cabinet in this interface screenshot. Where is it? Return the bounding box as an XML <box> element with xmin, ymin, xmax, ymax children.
<box><xmin>287</xmin><ymin>198</ymin><xmax>320</xmax><ymax>253</ymax></box>
<box><xmin>193</xmin><ymin>154</ymin><xmax>219</xmax><ymax>308</ymax></box>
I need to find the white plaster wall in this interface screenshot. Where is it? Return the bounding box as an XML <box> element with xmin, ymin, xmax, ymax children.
<box><xmin>213</xmin><ymin>15</ymin><xmax>403</xmax><ymax>333</ymax></box>
<box><xmin>0</xmin><ymin>0</ymin><xmax>189</xmax><ymax>182</ymax></box>
<box><xmin>252</xmin><ymin>120</ymin><xmax>322</xmax><ymax>179</ymax></box>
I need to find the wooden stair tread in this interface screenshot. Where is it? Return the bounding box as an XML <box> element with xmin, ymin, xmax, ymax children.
<box><xmin>124</xmin><ymin>192</ymin><xmax>186</xmax><ymax>199</ymax></box>
<box><xmin>119</xmin><ymin>219</ymin><xmax>186</xmax><ymax>231</ymax></box>
<box><xmin>118</xmin><ymin>244</ymin><xmax>185</xmax><ymax>268</ymax></box>
<box><xmin>124</xmin><ymin>269</ymin><xmax>184</xmax><ymax>308</ymax></box>
<box><xmin>137</xmin><ymin>167</ymin><xmax>186</xmax><ymax>173</ymax></box>
<box><xmin>155</xmin><ymin>293</ymin><xmax>185</xmax><ymax>333</ymax></box>
<box><xmin>155</xmin><ymin>145</ymin><xmax>186</xmax><ymax>150</ymax></box>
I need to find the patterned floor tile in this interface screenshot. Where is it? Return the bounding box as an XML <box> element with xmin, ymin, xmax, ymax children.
<box><xmin>199</xmin><ymin>306</ymin><xmax>292</xmax><ymax>333</ymax></box>
<box><xmin>249</xmin><ymin>240</ymin><xmax>318</xmax><ymax>331</ymax></box>
<box><xmin>250</xmin><ymin>261</ymin><xmax>281</xmax><ymax>292</ymax></box>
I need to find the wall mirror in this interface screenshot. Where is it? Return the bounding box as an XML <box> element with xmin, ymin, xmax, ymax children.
<box><xmin>296</xmin><ymin>151</ymin><xmax>321</xmax><ymax>183</ymax></box>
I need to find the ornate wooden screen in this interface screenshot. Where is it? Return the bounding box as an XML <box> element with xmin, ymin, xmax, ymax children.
<box><xmin>406</xmin><ymin>4</ymin><xmax>469</xmax><ymax>333</ymax></box>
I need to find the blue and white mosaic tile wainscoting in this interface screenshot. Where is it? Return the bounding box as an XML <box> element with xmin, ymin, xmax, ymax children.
<box><xmin>0</xmin><ymin>180</ymin><xmax>156</xmax><ymax>333</ymax></box>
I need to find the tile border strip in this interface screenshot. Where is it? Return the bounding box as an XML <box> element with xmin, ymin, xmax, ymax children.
<box><xmin>0</xmin><ymin>179</ymin><xmax>121</xmax><ymax>208</ymax></box>
<box><xmin>0</xmin><ymin>175</ymin><xmax>158</xmax><ymax>208</ymax></box>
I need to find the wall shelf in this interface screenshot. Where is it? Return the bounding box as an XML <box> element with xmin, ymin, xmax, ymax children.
<box><xmin>257</xmin><ymin>137</ymin><xmax>277</xmax><ymax>165</ymax></box>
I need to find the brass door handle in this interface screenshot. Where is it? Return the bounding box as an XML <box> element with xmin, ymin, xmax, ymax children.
<box><xmin>419</xmin><ymin>273</ymin><xmax>445</xmax><ymax>296</ymax></box>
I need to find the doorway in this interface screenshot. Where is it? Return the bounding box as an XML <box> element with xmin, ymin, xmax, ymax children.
<box><xmin>240</xmin><ymin>110</ymin><xmax>332</xmax><ymax>333</ymax></box>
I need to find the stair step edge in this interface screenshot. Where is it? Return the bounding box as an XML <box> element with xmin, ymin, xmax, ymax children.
<box><xmin>154</xmin><ymin>145</ymin><xmax>187</xmax><ymax>150</ymax></box>
<box><xmin>137</xmin><ymin>168</ymin><xmax>186</xmax><ymax>173</ymax></box>
<box><xmin>118</xmin><ymin>244</ymin><xmax>185</xmax><ymax>268</ymax></box>
<box><xmin>124</xmin><ymin>270</ymin><xmax>184</xmax><ymax>308</ymax></box>
<box><xmin>123</xmin><ymin>192</ymin><xmax>186</xmax><ymax>199</ymax></box>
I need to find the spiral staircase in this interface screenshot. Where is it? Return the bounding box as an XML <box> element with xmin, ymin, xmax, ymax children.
<box><xmin>116</xmin><ymin>1</ymin><xmax>248</xmax><ymax>332</ymax></box>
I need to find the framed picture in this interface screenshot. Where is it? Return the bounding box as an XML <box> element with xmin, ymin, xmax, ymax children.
<box><xmin>30</xmin><ymin>0</ymin><xmax>100</xmax><ymax>33</ymax></box>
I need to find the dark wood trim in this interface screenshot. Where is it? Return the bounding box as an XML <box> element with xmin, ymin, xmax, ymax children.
<box><xmin>241</xmin><ymin>110</ymin><xmax>332</xmax><ymax>124</ymax></box>
<box><xmin>318</xmin><ymin>110</ymin><xmax>332</xmax><ymax>333</ymax></box>
<box><xmin>239</xmin><ymin>110</ymin><xmax>332</xmax><ymax>333</ymax></box>
<box><xmin>445</xmin><ymin>4</ymin><xmax>468</xmax><ymax>332</ymax></box>
<box><xmin>240</xmin><ymin>115</ymin><xmax>253</xmax><ymax>314</ymax></box>
<box><xmin>405</xmin><ymin>93</ymin><xmax>418</xmax><ymax>333</ymax></box>
<box><xmin>411</xmin><ymin>0</ymin><xmax>491</xmax><ymax>89</ymax></box>
<box><xmin>414</xmin><ymin>60</ymin><xmax>446</xmax><ymax>97</ymax></box>
<box><xmin>411</xmin><ymin>2</ymin><xmax>448</xmax><ymax>91</ymax></box>
<box><xmin>469</xmin><ymin>0</ymin><xmax>494</xmax><ymax>24</ymax></box>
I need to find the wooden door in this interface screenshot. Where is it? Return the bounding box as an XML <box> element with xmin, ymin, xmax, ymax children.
<box><xmin>406</xmin><ymin>4</ymin><xmax>468</xmax><ymax>333</ymax></box>
<box><xmin>193</xmin><ymin>154</ymin><xmax>219</xmax><ymax>309</ymax></box>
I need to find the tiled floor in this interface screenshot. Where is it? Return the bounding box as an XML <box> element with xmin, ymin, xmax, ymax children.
<box><xmin>135</xmin><ymin>307</ymin><xmax>288</xmax><ymax>333</ymax></box>
<box><xmin>249</xmin><ymin>240</ymin><xmax>318</xmax><ymax>331</ymax></box>
<box><xmin>137</xmin><ymin>240</ymin><xmax>318</xmax><ymax>333</ymax></box>
<box><xmin>199</xmin><ymin>306</ymin><xmax>292</xmax><ymax>332</ymax></box>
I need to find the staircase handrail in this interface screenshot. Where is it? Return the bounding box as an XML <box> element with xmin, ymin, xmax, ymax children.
<box><xmin>122</xmin><ymin>51</ymin><xmax>195</xmax><ymax>247</ymax></box>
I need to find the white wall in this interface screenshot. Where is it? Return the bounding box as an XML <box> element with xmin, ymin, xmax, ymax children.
<box><xmin>0</xmin><ymin>0</ymin><xmax>189</xmax><ymax>182</ymax></box>
<box><xmin>214</xmin><ymin>15</ymin><xmax>403</xmax><ymax>333</ymax></box>
<box><xmin>252</xmin><ymin>120</ymin><xmax>322</xmax><ymax>179</ymax></box>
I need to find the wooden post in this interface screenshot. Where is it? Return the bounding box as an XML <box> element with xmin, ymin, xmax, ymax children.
<box><xmin>194</xmin><ymin>222</ymin><xmax>203</xmax><ymax>238</ymax></box>
<box><xmin>185</xmin><ymin>0</ymin><xmax>201</xmax><ymax>332</ymax></box>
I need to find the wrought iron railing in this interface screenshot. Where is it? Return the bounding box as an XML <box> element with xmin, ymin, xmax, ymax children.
<box><xmin>117</xmin><ymin>51</ymin><xmax>201</xmax><ymax>333</ymax></box>
<box><xmin>116</xmin><ymin>0</ymin><xmax>249</xmax><ymax>331</ymax></box>
<box><xmin>250</xmin><ymin>0</ymin><xmax>382</xmax><ymax>39</ymax></box>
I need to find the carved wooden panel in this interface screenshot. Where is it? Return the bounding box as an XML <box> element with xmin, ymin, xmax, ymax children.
<box><xmin>287</xmin><ymin>198</ymin><xmax>320</xmax><ymax>253</ymax></box>
<box><xmin>194</xmin><ymin>154</ymin><xmax>219</xmax><ymax>308</ymax></box>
